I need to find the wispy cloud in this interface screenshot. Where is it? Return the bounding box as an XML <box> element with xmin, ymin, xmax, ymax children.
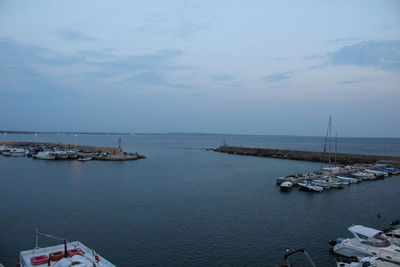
<box><xmin>54</xmin><ymin>29</ymin><xmax>96</xmax><ymax>42</ymax></box>
<box><xmin>211</xmin><ymin>73</ymin><xmax>243</xmax><ymax>87</ymax></box>
<box><xmin>335</xmin><ymin>77</ymin><xmax>370</xmax><ymax>85</ymax></box>
<box><xmin>0</xmin><ymin>38</ymin><xmax>192</xmax><ymax>91</ymax></box>
<box><xmin>262</xmin><ymin>72</ymin><xmax>293</xmax><ymax>83</ymax></box>
<box><xmin>325</xmin><ymin>40</ymin><xmax>400</xmax><ymax>71</ymax></box>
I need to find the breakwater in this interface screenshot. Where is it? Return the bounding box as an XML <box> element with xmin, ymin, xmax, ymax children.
<box><xmin>213</xmin><ymin>146</ymin><xmax>400</xmax><ymax>166</ymax></box>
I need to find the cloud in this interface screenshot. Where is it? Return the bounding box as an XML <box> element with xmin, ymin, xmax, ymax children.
<box><xmin>54</xmin><ymin>29</ymin><xmax>96</xmax><ymax>42</ymax></box>
<box><xmin>0</xmin><ymin>38</ymin><xmax>191</xmax><ymax>91</ymax></box>
<box><xmin>262</xmin><ymin>72</ymin><xmax>293</xmax><ymax>83</ymax></box>
<box><xmin>210</xmin><ymin>73</ymin><xmax>243</xmax><ymax>87</ymax></box>
<box><xmin>325</xmin><ymin>40</ymin><xmax>400</xmax><ymax>71</ymax></box>
<box><xmin>336</xmin><ymin>78</ymin><xmax>370</xmax><ymax>85</ymax></box>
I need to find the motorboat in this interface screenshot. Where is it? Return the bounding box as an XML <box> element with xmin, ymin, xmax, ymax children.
<box><xmin>364</xmin><ymin>169</ymin><xmax>388</xmax><ymax>178</ymax></box>
<box><xmin>351</xmin><ymin>172</ymin><xmax>377</xmax><ymax>180</ymax></box>
<box><xmin>18</xmin><ymin>230</ymin><xmax>115</xmax><ymax>267</ymax></box>
<box><xmin>53</xmin><ymin>150</ymin><xmax>69</xmax><ymax>159</ymax></box>
<box><xmin>335</xmin><ymin>175</ymin><xmax>359</xmax><ymax>184</ymax></box>
<box><xmin>78</xmin><ymin>157</ymin><xmax>92</xmax><ymax>162</ymax></box>
<box><xmin>10</xmin><ymin>148</ymin><xmax>26</xmax><ymax>157</ymax></box>
<box><xmin>336</xmin><ymin>256</ymin><xmax>399</xmax><ymax>267</ymax></box>
<box><xmin>33</xmin><ymin>152</ymin><xmax>56</xmax><ymax>160</ymax></box>
<box><xmin>66</xmin><ymin>150</ymin><xmax>78</xmax><ymax>159</ymax></box>
<box><xmin>298</xmin><ymin>182</ymin><xmax>323</xmax><ymax>192</ymax></box>
<box><xmin>280</xmin><ymin>181</ymin><xmax>293</xmax><ymax>192</ymax></box>
<box><xmin>332</xmin><ymin>225</ymin><xmax>400</xmax><ymax>264</ymax></box>
<box><xmin>312</xmin><ymin>179</ymin><xmax>343</xmax><ymax>189</ymax></box>
<box><xmin>329</xmin><ymin>177</ymin><xmax>350</xmax><ymax>185</ymax></box>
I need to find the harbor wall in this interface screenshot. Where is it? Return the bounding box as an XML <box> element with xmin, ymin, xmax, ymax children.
<box><xmin>214</xmin><ymin>146</ymin><xmax>400</xmax><ymax>166</ymax></box>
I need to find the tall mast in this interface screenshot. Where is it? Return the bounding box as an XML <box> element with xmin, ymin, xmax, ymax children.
<box><xmin>328</xmin><ymin>115</ymin><xmax>332</xmax><ymax>165</ymax></box>
<box><xmin>335</xmin><ymin>133</ymin><xmax>338</xmax><ymax>165</ymax></box>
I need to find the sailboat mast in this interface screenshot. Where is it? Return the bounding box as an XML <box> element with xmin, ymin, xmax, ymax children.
<box><xmin>335</xmin><ymin>133</ymin><xmax>338</xmax><ymax>165</ymax></box>
<box><xmin>328</xmin><ymin>115</ymin><xmax>332</xmax><ymax>165</ymax></box>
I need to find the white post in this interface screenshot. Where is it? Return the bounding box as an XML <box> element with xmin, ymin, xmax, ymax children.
<box><xmin>74</xmin><ymin>134</ymin><xmax>77</xmax><ymax>152</ymax></box>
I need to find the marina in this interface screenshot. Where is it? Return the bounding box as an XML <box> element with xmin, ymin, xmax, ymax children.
<box><xmin>0</xmin><ymin>141</ymin><xmax>145</xmax><ymax>161</ymax></box>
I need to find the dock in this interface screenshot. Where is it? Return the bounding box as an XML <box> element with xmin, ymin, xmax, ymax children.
<box><xmin>213</xmin><ymin>145</ymin><xmax>400</xmax><ymax>167</ymax></box>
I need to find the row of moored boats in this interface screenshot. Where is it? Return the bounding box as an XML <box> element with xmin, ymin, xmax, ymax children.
<box><xmin>0</xmin><ymin>145</ymin><xmax>93</xmax><ymax>161</ymax></box>
<box><xmin>278</xmin><ymin>164</ymin><xmax>400</xmax><ymax>193</ymax></box>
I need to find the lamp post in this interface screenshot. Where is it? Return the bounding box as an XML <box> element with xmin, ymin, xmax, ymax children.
<box><xmin>74</xmin><ymin>134</ymin><xmax>78</xmax><ymax>152</ymax></box>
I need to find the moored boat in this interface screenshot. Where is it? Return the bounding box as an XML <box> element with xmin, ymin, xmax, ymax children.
<box><xmin>298</xmin><ymin>182</ymin><xmax>323</xmax><ymax>192</ymax></box>
<box><xmin>280</xmin><ymin>181</ymin><xmax>293</xmax><ymax>192</ymax></box>
<box><xmin>331</xmin><ymin>225</ymin><xmax>400</xmax><ymax>264</ymax></box>
<box><xmin>78</xmin><ymin>157</ymin><xmax>92</xmax><ymax>161</ymax></box>
<box><xmin>18</xmin><ymin>230</ymin><xmax>115</xmax><ymax>267</ymax></box>
<box><xmin>33</xmin><ymin>152</ymin><xmax>56</xmax><ymax>160</ymax></box>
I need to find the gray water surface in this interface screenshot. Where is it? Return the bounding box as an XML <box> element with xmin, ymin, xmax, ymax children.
<box><xmin>0</xmin><ymin>134</ymin><xmax>399</xmax><ymax>266</ymax></box>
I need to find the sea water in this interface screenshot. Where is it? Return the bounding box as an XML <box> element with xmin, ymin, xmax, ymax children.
<box><xmin>0</xmin><ymin>134</ymin><xmax>399</xmax><ymax>266</ymax></box>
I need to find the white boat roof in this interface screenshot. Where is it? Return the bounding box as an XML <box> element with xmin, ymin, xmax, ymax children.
<box><xmin>349</xmin><ymin>225</ymin><xmax>382</xmax><ymax>237</ymax></box>
<box><xmin>19</xmin><ymin>241</ymin><xmax>115</xmax><ymax>267</ymax></box>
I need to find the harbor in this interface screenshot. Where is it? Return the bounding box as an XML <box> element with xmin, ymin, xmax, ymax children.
<box><xmin>0</xmin><ymin>141</ymin><xmax>145</xmax><ymax>161</ymax></box>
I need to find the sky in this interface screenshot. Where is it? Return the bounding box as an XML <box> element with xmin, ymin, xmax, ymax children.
<box><xmin>0</xmin><ymin>0</ymin><xmax>399</xmax><ymax>137</ymax></box>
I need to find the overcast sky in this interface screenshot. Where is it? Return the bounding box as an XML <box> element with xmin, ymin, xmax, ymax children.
<box><xmin>0</xmin><ymin>0</ymin><xmax>399</xmax><ymax>137</ymax></box>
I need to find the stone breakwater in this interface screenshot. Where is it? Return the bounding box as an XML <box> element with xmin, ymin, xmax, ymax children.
<box><xmin>213</xmin><ymin>146</ymin><xmax>400</xmax><ymax>167</ymax></box>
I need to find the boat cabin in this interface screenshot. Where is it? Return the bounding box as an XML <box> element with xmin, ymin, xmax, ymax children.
<box><xmin>349</xmin><ymin>225</ymin><xmax>391</xmax><ymax>248</ymax></box>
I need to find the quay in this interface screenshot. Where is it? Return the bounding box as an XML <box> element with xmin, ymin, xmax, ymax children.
<box><xmin>213</xmin><ymin>145</ymin><xmax>400</xmax><ymax>167</ymax></box>
<box><xmin>0</xmin><ymin>141</ymin><xmax>145</xmax><ymax>161</ymax></box>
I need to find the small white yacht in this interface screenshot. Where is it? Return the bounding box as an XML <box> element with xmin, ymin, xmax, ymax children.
<box><xmin>33</xmin><ymin>152</ymin><xmax>56</xmax><ymax>160</ymax></box>
<box><xmin>280</xmin><ymin>181</ymin><xmax>293</xmax><ymax>192</ymax></box>
<box><xmin>297</xmin><ymin>182</ymin><xmax>323</xmax><ymax>192</ymax></box>
<box><xmin>53</xmin><ymin>150</ymin><xmax>69</xmax><ymax>159</ymax></box>
<box><xmin>333</xmin><ymin>225</ymin><xmax>400</xmax><ymax>264</ymax></box>
<box><xmin>352</xmin><ymin>172</ymin><xmax>377</xmax><ymax>180</ymax></box>
<box><xmin>10</xmin><ymin>148</ymin><xmax>26</xmax><ymax>157</ymax></box>
<box><xmin>336</xmin><ymin>256</ymin><xmax>399</xmax><ymax>267</ymax></box>
<box><xmin>18</xmin><ymin>231</ymin><xmax>115</xmax><ymax>267</ymax></box>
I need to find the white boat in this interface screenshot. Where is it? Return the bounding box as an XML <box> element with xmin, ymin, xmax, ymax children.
<box><xmin>78</xmin><ymin>157</ymin><xmax>92</xmax><ymax>161</ymax></box>
<box><xmin>333</xmin><ymin>225</ymin><xmax>400</xmax><ymax>264</ymax></box>
<box><xmin>336</xmin><ymin>256</ymin><xmax>399</xmax><ymax>267</ymax></box>
<box><xmin>329</xmin><ymin>177</ymin><xmax>350</xmax><ymax>185</ymax></box>
<box><xmin>18</xmin><ymin>231</ymin><xmax>115</xmax><ymax>267</ymax></box>
<box><xmin>298</xmin><ymin>182</ymin><xmax>323</xmax><ymax>192</ymax></box>
<box><xmin>335</xmin><ymin>175</ymin><xmax>359</xmax><ymax>183</ymax></box>
<box><xmin>312</xmin><ymin>179</ymin><xmax>343</xmax><ymax>189</ymax></box>
<box><xmin>33</xmin><ymin>152</ymin><xmax>56</xmax><ymax>160</ymax></box>
<box><xmin>53</xmin><ymin>150</ymin><xmax>69</xmax><ymax>159</ymax></box>
<box><xmin>352</xmin><ymin>172</ymin><xmax>377</xmax><ymax>180</ymax></box>
<box><xmin>66</xmin><ymin>150</ymin><xmax>78</xmax><ymax>159</ymax></box>
<box><xmin>280</xmin><ymin>181</ymin><xmax>293</xmax><ymax>192</ymax></box>
<box><xmin>10</xmin><ymin>148</ymin><xmax>26</xmax><ymax>157</ymax></box>
<box><xmin>364</xmin><ymin>169</ymin><xmax>388</xmax><ymax>178</ymax></box>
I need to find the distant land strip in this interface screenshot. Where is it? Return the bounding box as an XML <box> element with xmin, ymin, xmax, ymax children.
<box><xmin>213</xmin><ymin>146</ymin><xmax>400</xmax><ymax>167</ymax></box>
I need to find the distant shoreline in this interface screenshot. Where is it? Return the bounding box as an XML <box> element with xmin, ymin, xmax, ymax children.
<box><xmin>0</xmin><ymin>130</ymin><xmax>399</xmax><ymax>139</ymax></box>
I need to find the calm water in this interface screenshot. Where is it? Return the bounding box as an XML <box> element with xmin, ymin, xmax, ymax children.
<box><xmin>0</xmin><ymin>134</ymin><xmax>399</xmax><ymax>266</ymax></box>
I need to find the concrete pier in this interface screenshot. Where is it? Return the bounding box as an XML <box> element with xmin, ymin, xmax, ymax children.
<box><xmin>214</xmin><ymin>146</ymin><xmax>400</xmax><ymax>167</ymax></box>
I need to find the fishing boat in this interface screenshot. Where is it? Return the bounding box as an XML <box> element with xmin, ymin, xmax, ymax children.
<box><xmin>18</xmin><ymin>230</ymin><xmax>115</xmax><ymax>267</ymax></box>
<box><xmin>78</xmin><ymin>157</ymin><xmax>92</xmax><ymax>161</ymax></box>
<box><xmin>298</xmin><ymin>182</ymin><xmax>323</xmax><ymax>192</ymax></box>
<box><xmin>33</xmin><ymin>152</ymin><xmax>56</xmax><ymax>160</ymax></box>
<box><xmin>331</xmin><ymin>225</ymin><xmax>400</xmax><ymax>264</ymax></box>
<box><xmin>280</xmin><ymin>181</ymin><xmax>293</xmax><ymax>192</ymax></box>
